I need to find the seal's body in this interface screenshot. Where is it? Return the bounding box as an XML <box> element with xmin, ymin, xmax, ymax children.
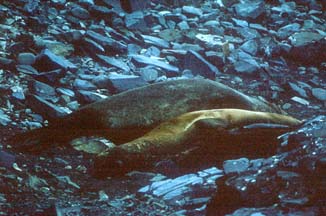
<box><xmin>12</xmin><ymin>79</ymin><xmax>282</xmax><ymax>152</ymax></box>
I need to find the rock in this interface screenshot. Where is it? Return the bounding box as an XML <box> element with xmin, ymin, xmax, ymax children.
<box><xmin>73</xmin><ymin>79</ymin><xmax>97</xmax><ymax>91</ymax></box>
<box><xmin>239</xmin><ymin>40</ymin><xmax>258</xmax><ymax>55</ymax></box>
<box><xmin>71</xmin><ymin>6</ymin><xmax>90</xmax><ymax>19</ymax></box>
<box><xmin>125</xmin><ymin>11</ymin><xmax>147</xmax><ymax>31</ymax></box>
<box><xmin>277</xmin><ymin>23</ymin><xmax>301</xmax><ymax>40</ymax></box>
<box><xmin>141</xmin><ymin>35</ymin><xmax>170</xmax><ymax>48</ymax></box>
<box><xmin>106</xmin><ymin>73</ymin><xmax>148</xmax><ymax>93</ymax></box>
<box><xmin>16</xmin><ymin>65</ymin><xmax>39</xmax><ymax>75</ymax></box>
<box><xmin>82</xmin><ymin>37</ymin><xmax>105</xmax><ymax>55</ymax></box>
<box><xmin>0</xmin><ymin>109</ymin><xmax>11</xmax><ymax>127</ymax></box>
<box><xmin>86</xmin><ymin>30</ymin><xmax>127</xmax><ymax>53</ymax></box>
<box><xmin>0</xmin><ymin>151</ymin><xmax>15</xmax><ymax>168</ymax></box>
<box><xmin>312</xmin><ymin>88</ymin><xmax>326</xmax><ymax>101</ymax></box>
<box><xmin>33</xmin><ymin>80</ymin><xmax>57</xmax><ymax>100</ymax></box>
<box><xmin>17</xmin><ymin>52</ymin><xmax>36</xmax><ymax>65</ymax></box>
<box><xmin>11</xmin><ymin>86</ymin><xmax>25</xmax><ymax>100</ymax></box>
<box><xmin>138</xmin><ymin>67</ymin><xmax>159</xmax><ymax>82</ymax></box>
<box><xmin>78</xmin><ymin>90</ymin><xmax>108</xmax><ymax>103</ymax></box>
<box><xmin>131</xmin><ymin>55</ymin><xmax>179</xmax><ymax>73</ymax></box>
<box><xmin>287</xmin><ymin>31</ymin><xmax>326</xmax><ymax>65</ymax></box>
<box><xmin>233</xmin><ymin>52</ymin><xmax>260</xmax><ymax>75</ymax></box>
<box><xmin>234</xmin><ymin>1</ymin><xmax>265</xmax><ymax>19</ymax></box>
<box><xmin>120</xmin><ymin>0</ymin><xmax>150</xmax><ymax>13</ymax></box>
<box><xmin>183</xmin><ymin>51</ymin><xmax>220</xmax><ymax>79</ymax></box>
<box><xmin>288</xmin><ymin>82</ymin><xmax>308</xmax><ymax>98</ymax></box>
<box><xmin>182</xmin><ymin>6</ymin><xmax>203</xmax><ymax>17</ymax></box>
<box><xmin>223</xmin><ymin>158</ymin><xmax>250</xmax><ymax>174</ymax></box>
<box><xmin>33</xmin><ymin>49</ymin><xmax>77</xmax><ymax>72</ymax></box>
<box><xmin>27</xmin><ymin>95</ymin><xmax>71</xmax><ymax>119</ymax></box>
<box><xmin>291</xmin><ymin>96</ymin><xmax>310</xmax><ymax>106</ymax></box>
<box><xmin>97</xmin><ymin>55</ymin><xmax>130</xmax><ymax>72</ymax></box>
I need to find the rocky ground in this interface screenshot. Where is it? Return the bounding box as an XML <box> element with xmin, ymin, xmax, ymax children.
<box><xmin>0</xmin><ymin>0</ymin><xmax>326</xmax><ymax>215</ymax></box>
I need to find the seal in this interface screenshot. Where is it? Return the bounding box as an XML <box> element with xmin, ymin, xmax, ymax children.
<box><xmin>93</xmin><ymin>109</ymin><xmax>302</xmax><ymax>176</ymax></box>
<box><xmin>11</xmin><ymin>79</ymin><xmax>283</xmax><ymax>152</ymax></box>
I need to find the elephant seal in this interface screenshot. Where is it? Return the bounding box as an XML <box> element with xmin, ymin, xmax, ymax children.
<box><xmin>93</xmin><ymin>109</ymin><xmax>302</xmax><ymax>177</ymax></box>
<box><xmin>11</xmin><ymin>79</ymin><xmax>283</xmax><ymax>152</ymax></box>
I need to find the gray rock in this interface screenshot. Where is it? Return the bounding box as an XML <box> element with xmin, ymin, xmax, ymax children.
<box><xmin>205</xmin><ymin>51</ymin><xmax>224</xmax><ymax>67</ymax></box>
<box><xmin>71</xmin><ymin>6</ymin><xmax>90</xmax><ymax>19</ymax></box>
<box><xmin>11</xmin><ymin>86</ymin><xmax>25</xmax><ymax>100</ymax></box>
<box><xmin>277</xmin><ymin>23</ymin><xmax>301</xmax><ymax>40</ymax></box>
<box><xmin>27</xmin><ymin>95</ymin><xmax>71</xmax><ymax>118</ymax></box>
<box><xmin>234</xmin><ymin>1</ymin><xmax>265</xmax><ymax>19</ymax></box>
<box><xmin>312</xmin><ymin>88</ymin><xmax>326</xmax><ymax>101</ymax></box>
<box><xmin>182</xmin><ymin>6</ymin><xmax>203</xmax><ymax>17</ymax></box>
<box><xmin>287</xmin><ymin>31</ymin><xmax>326</xmax><ymax>64</ymax></box>
<box><xmin>34</xmin><ymin>49</ymin><xmax>77</xmax><ymax>72</ymax></box>
<box><xmin>0</xmin><ymin>151</ymin><xmax>15</xmax><ymax>168</ymax></box>
<box><xmin>239</xmin><ymin>40</ymin><xmax>258</xmax><ymax>55</ymax></box>
<box><xmin>236</xmin><ymin>27</ymin><xmax>261</xmax><ymax>40</ymax></box>
<box><xmin>97</xmin><ymin>55</ymin><xmax>130</xmax><ymax>72</ymax></box>
<box><xmin>17</xmin><ymin>53</ymin><xmax>36</xmax><ymax>65</ymax></box>
<box><xmin>183</xmin><ymin>50</ymin><xmax>221</xmax><ymax>79</ymax></box>
<box><xmin>139</xmin><ymin>67</ymin><xmax>159</xmax><ymax>82</ymax></box>
<box><xmin>106</xmin><ymin>73</ymin><xmax>148</xmax><ymax>93</ymax></box>
<box><xmin>131</xmin><ymin>55</ymin><xmax>179</xmax><ymax>73</ymax></box>
<box><xmin>234</xmin><ymin>59</ymin><xmax>260</xmax><ymax>74</ymax></box>
<box><xmin>16</xmin><ymin>65</ymin><xmax>39</xmax><ymax>75</ymax></box>
<box><xmin>0</xmin><ymin>109</ymin><xmax>11</xmax><ymax>126</ymax></box>
<box><xmin>288</xmin><ymin>82</ymin><xmax>308</xmax><ymax>98</ymax></box>
<box><xmin>141</xmin><ymin>35</ymin><xmax>170</xmax><ymax>48</ymax></box>
<box><xmin>125</xmin><ymin>11</ymin><xmax>147</xmax><ymax>31</ymax></box>
<box><xmin>78</xmin><ymin>90</ymin><xmax>108</xmax><ymax>103</ymax></box>
<box><xmin>223</xmin><ymin>158</ymin><xmax>250</xmax><ymax>174</ymax></box>
<box><xmin>56</xmin><ymin>87</ymin><xmax>75</xmax><ymax>97</ymax></box>
<box><xmin>82</xmin><ymin>37</ymin><xmax>105</xmax><ymax>54</ymax></box>
<box><xmin>73</xmin><ymin>79</ymin><xmax>97</xmax><ymax>91</ymax></box>
<box><xmin>86</xmin><ymin>30</ymin><xmax>127</xmax><ymax>53</ymax></box>
<box><xmin>33</xmin><ymin>80</ymin><xmax>57</xmax><ymax>100</ymax></box>
<box><xmin>177</xmin><ymin>20</ymin><xmax>190</xmax><ymax>30</ymax></box>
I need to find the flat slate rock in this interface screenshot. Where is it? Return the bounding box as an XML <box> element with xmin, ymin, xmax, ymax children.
<box><xmin>97</xmin><ymin>54</ymin><xmax>130</xmax><ymax>72</ymax></box>
<box><xmin>131</xmin><ymin>55</ymin><xmax>179</xmax><ymax>73</ymax></box>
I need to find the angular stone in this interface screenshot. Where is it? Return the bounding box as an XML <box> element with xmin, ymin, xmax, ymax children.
<box><xmin>139</xmin><ymin>67</ymin><xmax>159</xmax><ymax>82</ymax></box>
<box><xmin>17</xmin><ymin>52</ymin><xmax>36</xmax><ymax>65</ymax></box>
<box><xmin>119</xmin><ymin>0</ymin><xmax>150</xmax><ymax>13</ymax></box>
<box><xmin>277</xmin><ymin>23</ymin><xmax>301</xmax><ymax>40</ymax></box>
<box><xmin>86</xmin><ymin>30</ymin><xmax>127</xmax><ymax>53</ymax></box>
<box><xmin>223</xmin><ymin>158</ymin><xmax>250</xmax><ymax>174</ymax></box>
<box><xmin>78</xmin><ymin>90</ymin><xmax>108</xmax><ymax>103</ymax></box>
<box><xmin>27</xmin><ymin>95</ymin><xmax>71</xmax><ymax>118</ymax></box>
<box><xmin>141</xmin><ymin>35</ymin><xmax>170</xmax><ymax>48</ymax></box>
<box><xmin>71</xmin><ymin>6</ymin><xmax>90</xmax><ymax>19</ymax></box>
<box><xmin>125</xmin><ymin>11</ymin><xmax>147</xmax><ymax>30</ymax></box>
<box><xmin>0</xmin><ymin>109</ymin><xmax>11</xmax><ymax>126</ymax></box>
<box><xmin>182</xmin><ymin>6</ymin><xmax>203</xmax><ymax>17</ymax></box>
<box><xmin>287</xmin><ymin>32</ymin><xmax>326</xmax><ymax>65</ymax></box>
<box><xmin>33</xmin><ymin>80</ymin><xmax>57</xmax><ymax>100</ymax></box>
<box><xmin>234</xmin><ymin>1</ymin><xmax>265</xmax><ymax>19</ymax></box>
<box><xmin>183</xmin><ymin>50</ymin><xmax>220</xmax><ymax>79</ymax></box>
<box><xmin>106</xmin><ymin>73</ymin><xmax>148</xmax><ymax>93</ymax></box>
<box><xmin>131</xmin><ymin>55</ymin><xmax>179</xmax><ymax>73</ymax></box>
<box><xmin>97</xmin><ymin>55</ymin><xmax>130</xmax><ymax>72</ymax></box>
<box><xmin>240</xmin><ymin>40</ymin><xmax>258</xmax><ymax>55</ymax></box>
<box><xmin>312</xmin><ymin>88</ymin><xmax>326</xmax><ymax>101</ymax></box>
<box><xmin>73</xmin><ymin>79</ymin><xmax>97</xmax><ymax>91</ymax></box>
<box><xmin>34</xmin><ymin>49</ymin><xmax>77</xmax><ymax>72</ymax></box>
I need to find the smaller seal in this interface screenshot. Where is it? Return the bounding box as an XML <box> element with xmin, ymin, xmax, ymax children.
<box><xmin>93</xmin><ymin>109</ymin><xmax>302</xmax><ymax>177</ymax></box>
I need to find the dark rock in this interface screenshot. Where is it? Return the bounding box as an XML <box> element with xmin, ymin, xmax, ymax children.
<box><xmin>0</xmin><ymin>109</ymin><xmax>11</xmax><ymax>126</ymax></box>
<box><xmin>0</xmin><ymin>57</ymin><xmax>15</xmax><ymax>70</ymax></box>
<box><xmin>106</xmin><ymin>73</ymin><xmax>148</xmax><ymax>93</ymax></box>
<box><xmin>71</xmin><ymin>6</ymin><xmax>90</xmax><ymax>20</ymax></box>
<box><xmin>97</xmin><ymin>55</ymin><xmax>130</xmax><ymax>72</ymax></box>
<box><xmin>312</xmin><ymin>88</ymin><xmax>326</xmax><ymax>101</ymax></box>
<box><xmin>0</xmin><ymin>151</ymin><xmax>15</xmax><ymax>168</ymax></box>
<box><xmin>33</xmin><ymin>80</ymin><xmax>57</xmax><ymax>101</ymax></box>
<box><xmin>223</xmin><ymin>158</ymin><xmax>250</xmax><ymax>174</ymax></box>
<box><xmin>125</xmin><ymin>11</ymin><xmax>147</xmax><ymax>31</ymax></box>
<box><xmin>17</xmin><ymin>52</ymin><xmax>36</xmax><ymax>65</ymax></box>
<box><xmin>78</xmin><ymin>90</ymin><xmax>108</xmax><ymax>103</ymax></box>
<box><xmin>81</xmin><ymin>37</ymin><xmax>105</xmax><ymax>54</ymax></box>
<box><xmin>234</xmin><ymin>1</ymin><xmax>265</xmax><ymax>19</ymax></box>
<box><xmin>131</xmin><ymin>55</ymin><xmax>179</xmax><ymax>73</ymax></box>
<box><xmin>287</xmin><ymin>31</ymin><xmax>326</xmax><ymax>65</ymax></box>
<box><xmin>23</xmin><ymin>0</ymin><xmax>40</xmax><ymax>14</ymax></box>
<box><xmin>11</xmin><ymin>86</ymin><xmax>25</xmax><ymax>100</ymax></box>
<box><xmin>138</xmin><ymin>67</ymin><xmax>159</xmax><ymax>82</ymax></box>
<box><xmin>86</xmin><ymin>30</ymin><xmax>127</xmax><ymax>53</ymax></box>
<box><xmin>56</xmin><ymin>87</ymin><xmax>75</xmax><ymax>98</ymax></box>
<box><xmin>73</xmin><ymin>79</ymin><xmax>97</xmax><ymax>91</ymax></box>
<box><xmin>141</xmin><ymin>35</ymin><xmax>170</xmax><ymax>48</ymax></box>
<box><xmin>27</xmin><ymin>95</ymin><xmax>71</xmax><ymax>119</ymax></box>
<box><xmin>16</xmin><ymin>65</ymin><xmax>39</xmax><ymax>75</ymax></box>
<box><xmin>89</xmin><ymin>5</ymin><xmax>115</xmax><ymax>21</ymax></box>
<box><xmin>119</xmin><ymin>0</ymin><xmax>150</xmax><ymax>13</ymax></box>
<box><xmin>182</xmin><ymin>6</ymin><xmax>203</xmax><ymax>17</ymax></box>
<box><xmin>239</xmin><ymin>40</ymin><xmax>258</xmax><ymax>55</ymax></box>
<box><xmin>35</xmin><ymin>69</ymin><xmax>63</xmax><ymax>83</ymax></box>
<box><xmin>277</xmin><ymin>23</ymin><xmax>301</xmax><ymax>40</ymax></box>
<box><xmin>34</xmin><ymin>49</ymin><xmax>77</xmax><ymax>72</ymax></box>
<box><xmin>183</xmin><ymin>51</ymin><xmax>220</xmax><ymax>79</ymax></box>
<box><xmin>205</xmin><ymin>51</ymin><xmax>224</xmax><ymax>68</ymax></box>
